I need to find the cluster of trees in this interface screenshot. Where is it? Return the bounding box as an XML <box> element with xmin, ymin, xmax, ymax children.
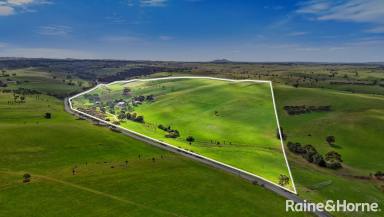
<box><xmin>11</xmin><ymin>88</ymin><xmax>41</xmax><ymax>95</ymax></box>
<box><xmin>133</xmin><ymin>95</ymin><xmax>145</xmax><ymax>102</ymax></box>
<box><xmin>158</xmin><ymin>124</ymin><xmax>180</xmax><ymax>138</ymax></box>
<box><xmin>287</xmin><ymin>142</ymin><xmax>342</xmax><ymax>169</ymax></box>
<box><xmin>117</xmin><ymin>111</ymin><xmax>144</xmax><ymax>123</ymax></box>
<box><xmin>123</xmin><ymin>112</ymin><xmax>144</xmax><ymax>123</ymax></box>
<box><xmin>330</xmin><ymin>80</ymin><xmax>378</xmax><ymax>86</ymax></box>
<box><xmin>8</xmin><ymin>94</ymin><xmax>26</xmax><ymax>104</ymax></box>
<box><xmin>284</xmin><ymin>105</ymin><xmax>331</xmax><ymax>115</ymax></box>
<box><xmin>132</xmin><ymin>95</ymin><xmax>155</xmax><ymax>103</ymax></box>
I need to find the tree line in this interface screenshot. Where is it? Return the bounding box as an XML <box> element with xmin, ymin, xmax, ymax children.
<box><xmin>284</xmin><ymin>105</ymin><xmax>331</xmax><ymax>115</ymax></box>
<box><xmin>287</xmin><ymin>141</ymin><xmax>342</xmax><ymax>169</ymax></box>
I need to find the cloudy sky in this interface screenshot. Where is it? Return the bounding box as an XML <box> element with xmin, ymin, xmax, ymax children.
<box><xmin>0</xmin><ymin>0</ymin><xmax>383</xmax><ymax>62</ymax></box>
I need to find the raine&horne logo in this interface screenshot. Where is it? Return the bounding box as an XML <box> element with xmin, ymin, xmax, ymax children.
<box><xmin>286</xmin><ymin>200</ymin><xmax>381</xmax><ymax>213</ymax></box>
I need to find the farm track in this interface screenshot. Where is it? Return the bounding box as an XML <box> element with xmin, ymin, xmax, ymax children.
<box><xmin>0</xmin><ymin>170</ymin><xmax>185</xmax><ymax>217</ymax></box>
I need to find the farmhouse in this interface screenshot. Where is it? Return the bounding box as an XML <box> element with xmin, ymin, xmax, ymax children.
<box><xmin>116</xmin><ymin>101</ymin><xmax>126</xmax><ymax>108</ymax></box>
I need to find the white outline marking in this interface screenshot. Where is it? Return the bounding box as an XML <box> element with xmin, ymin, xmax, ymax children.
<box><xmin>69</xmin><ymin>76</ymin><xmax>297</xmax><ymax>194</ymax></box>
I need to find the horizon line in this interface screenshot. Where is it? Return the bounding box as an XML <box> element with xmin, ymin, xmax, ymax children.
<box><xmin>0</xmin><ymin>56</ymin><xmax>383</xmax><ymax>65</ymax></box>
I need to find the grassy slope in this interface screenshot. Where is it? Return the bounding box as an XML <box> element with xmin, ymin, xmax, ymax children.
<box><xmin>140</xmin><ymin>73</ymin><xmax>384</xmax><ymax>217</ymax></box>
<box><xmin>0</xmin><ymin>92</ymin><xmax>310</xmax><ymax>217</ymax></box>
<box><xmin>72</xmin><ymin>78</ymin><xmax>292</xmax><ymax>190</ymax></box>
<box><xmin>275</xmin><ymin>85</ymin><xmax>384</xmax><ymax>217</ymax></box>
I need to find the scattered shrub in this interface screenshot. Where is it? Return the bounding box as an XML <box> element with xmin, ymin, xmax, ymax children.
<box><xmin>23</xmin><ymin>173</ymin><xmax>31</xmax><ymax>183</ymax></box>
<box><xmin>278</xmin><ymin>174</ymin><xmax>290</xmax><ymax>186</ymax></box>
<box><xmin>186</xmin><ymin>136</ymin><xmax>195</xmax><ymax>144</ymax></box>
<box><xmin>134</xmin><ymin>115</ymin><xmax>144</xmax><ymax>123</ymax></box>
<box><xmin>326</xmin><ymin>136</ymin><xmax>335</xmax><ymax>145</ymax></box>
<box><xmin>44</xmin><ymin>112</ymin><xmax>51</xmax><ymax>119</ymax></box>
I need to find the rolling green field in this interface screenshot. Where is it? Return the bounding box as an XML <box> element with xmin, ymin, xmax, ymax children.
<box><xmin>0</xmin><ymin>68</ymin><xmax>90</xmax><ymax>98</ymax></box>
<box><xmin>1</xmin><ymin>62</ymin><xmax>383</xmax><ymax>217</ymax></box>
<box><xmin>71</xmin><ymin>78</ymin><xmax>293</xmax><ymax>190</ymax></box>
<box><xmin>274</xmin><ymin>86</ymin><xmax>384</xmax><ymax>217</ymax></box>
<box><xmin>0</xmin><ymin>92</ymin><xmax>310</xmax><ymax>217</ymax></box>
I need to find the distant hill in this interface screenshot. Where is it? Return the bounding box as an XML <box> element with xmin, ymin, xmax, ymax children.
<box><xmin>211</xmin><ymin>59</ymin><xmax>232</xmax><ymax>63</ymax></box>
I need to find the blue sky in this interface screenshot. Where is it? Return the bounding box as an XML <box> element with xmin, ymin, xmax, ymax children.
<box><xmin>0</xmin><ymin>0</ymin><xmax>383</xmax><ymax>62</ymax></box>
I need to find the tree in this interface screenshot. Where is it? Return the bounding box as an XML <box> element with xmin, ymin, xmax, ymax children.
<box><xmin>302</xmin><ymin>145</ymin><xmax>318</xmax><ymax>162</ymax></box>
<box><xmin>123</xmin><ymin>87</ymin><xmax>131</xmax><ymax>96</ymax></box>
<box><xmin>131</xmin><ymin>112</ymin><xmax>137</xmax><ymax>119</ymax></box>
<box><xmin>118</xmin><ymin>112</ymin><xmax>126</xmax><ymax>120</ymax></box>
<box><xmin>278</xmin><ymin>174</ymin><xmax>289</xmax><ymax>186</ymax></box>
<box><xmin>326</xmin><ymin>136</ymin><xmax>335</xmax><ymax>145</ymax></box>
<box><xmin>325</xmin><ymin>151</ymin><xmax>343</xmax><ymax>169</ymax></box>
<box><xmin>134</xmin><ymin>115</ymin><xmax>144</xmax><ymax>123</ymax></box>
<box><xmin>186</xmin><ymin>136</ymin><xmax>195</xmax><ymax>144</ymax></box>
<box><xmin>287</xmin><ymin>142</ymin><xmax>305</xmax><ymax>154</ymax></box>
<box><xmin>325</xmin><ymin>151</ymin><xmax>342</xmax><ymax>162</ymax></box>
<box><xmin>44</xmin><ymin>112</ymin><xmax>51</xmax><ymax>119</ymax></box>
<box><xmin>158</xmin><ymin>124</ymin><xmax>166</xmax><ymax>130</ymax></box>
<box><xmin>23</xmin><ymin>173</ymin><xmax>31</xmax><ymax>183</ymax></box>
<box><xmin>325</xmin><ymin>160</ymin><xmax>342</xmax><ymax>169</ymax></box>
<box><xmin>166</xmin><ymin>131</ymin><xmax>179</xmax><ymax>138</ymax></box>
<box><xmin>126</xmin><ymin>113</ymin><xmax>132</xmax><ymax>119</ymax></box>
<box><xmin>311</xmin><ymin>152</ymin><xmax>326</xmax><ymax>167</ymax></box>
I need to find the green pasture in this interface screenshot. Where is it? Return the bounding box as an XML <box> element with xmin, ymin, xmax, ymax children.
<box><xmin>0</xmin><ymin>92</ymin><xmax>310</xmax><ymax>217</ymax></box>
<box><xmin>274</xmin><ymin>85</ymin><xmax>384</xmax><ymax>217</ymax></box>
<box><xmin>0</xmin><ymin>68</ymin><xmax>90</xmax><ymax>97</ymax></box>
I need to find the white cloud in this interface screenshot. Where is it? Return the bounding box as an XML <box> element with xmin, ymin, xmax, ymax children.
<box><xmin>140</xmin><ymin>0</ymin><xmax>167</xmax><ymax>7</ymax></box>
<box><xmin>297</xmin><ymin>0</ymin><xmax>384</xmax><ymax>32</ymax></box>
<box><xmin>0</xmin><ymin>5</ymin><xmax>14</xmax><ymax>15</ymax></box>
<box><xmin>0</xmin><ymin>0</ymin><xmax>51</xmax><ymax>16</ymax></box>
<box><xmin>38</xmin><ymin>25</ymin><xmax>72</xmax><ymax>36</ymax></box>
<box><xmin>297</xmin><ymin>0</ymin><xmax>331</xmax><ymax>14</ymax></box>
<box><xmin>7</xmin><ymin>0</ymin><xmax>34</xmax><ymax>5</ymax></box>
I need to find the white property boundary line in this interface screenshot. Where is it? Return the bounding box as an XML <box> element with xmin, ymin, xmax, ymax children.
<box><xmin>68</xmin><ymin>76</ymin><xmax>297</xmax><ymax>194</ymax></box>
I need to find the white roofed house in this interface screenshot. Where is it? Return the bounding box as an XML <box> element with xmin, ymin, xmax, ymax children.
<box><xmin>116</xmin><ymin>101</ymin><xmax>126</xmax><ymax>108</ymax></box>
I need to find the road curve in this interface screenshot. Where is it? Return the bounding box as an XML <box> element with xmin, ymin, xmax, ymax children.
<box><xmin>64</xmin><ymin>97</ymin><xmax>331</xmax><ymax>217</ymax></box>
